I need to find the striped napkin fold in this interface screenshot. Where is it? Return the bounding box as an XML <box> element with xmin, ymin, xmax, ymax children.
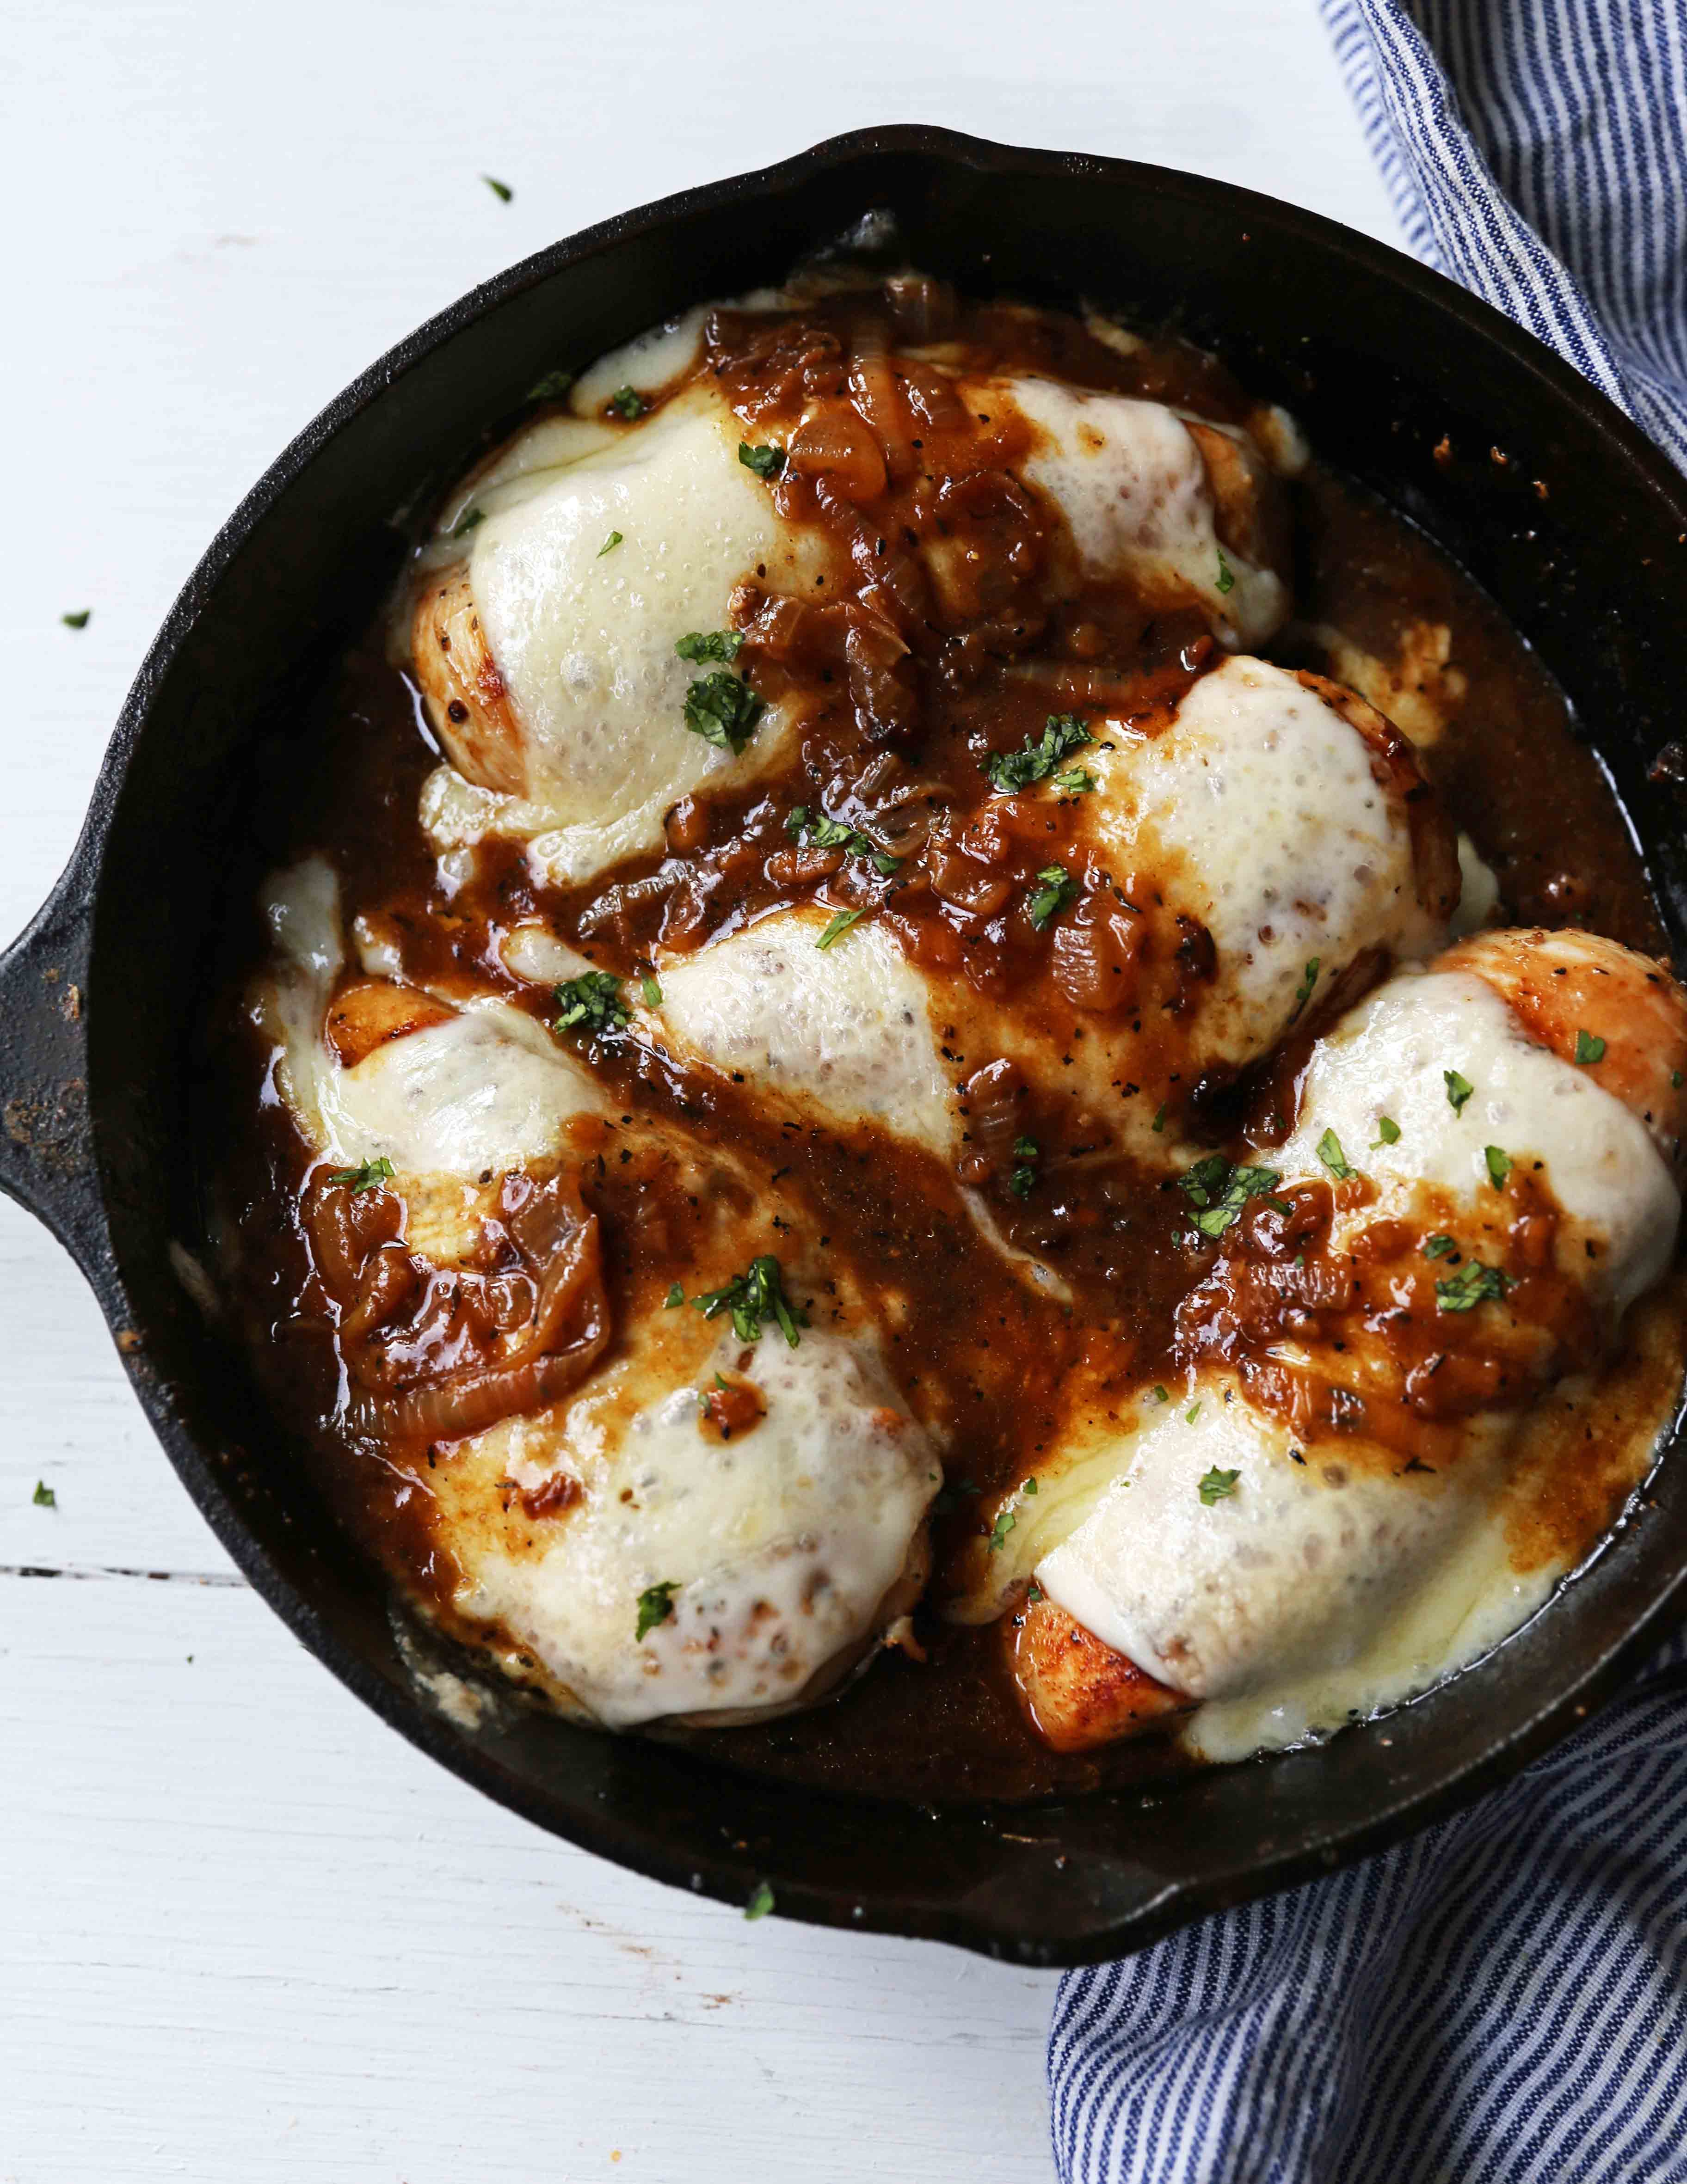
<box><xmin>1049</xmin><ymin>6</ymin><xmax>1687</xmax><ymax>2177</ymax></box>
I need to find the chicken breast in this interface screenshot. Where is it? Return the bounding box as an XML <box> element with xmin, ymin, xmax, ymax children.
<box><xmin>989</xmin><ymin>930</ymin><xmax>1687</xmax><ymax>1754</ymax></box>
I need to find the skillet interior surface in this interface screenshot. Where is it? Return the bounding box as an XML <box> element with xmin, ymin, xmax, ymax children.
<box><xmin>3</xmin><ymin>125</ymin><xmax>1687</xmax><ymax>1965</ymax></box>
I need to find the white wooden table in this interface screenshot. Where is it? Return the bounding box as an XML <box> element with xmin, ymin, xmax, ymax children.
<box><xmin>0</xmin><ymin>7</ymin><xmax>1400</xmax><ymax>2176</ymax></box>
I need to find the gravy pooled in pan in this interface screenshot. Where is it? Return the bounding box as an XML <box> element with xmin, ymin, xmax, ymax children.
<box><xmin>212</xmin><ymin>266</ymin><xmax>1687</xmax><ymax>1802</ymax></box>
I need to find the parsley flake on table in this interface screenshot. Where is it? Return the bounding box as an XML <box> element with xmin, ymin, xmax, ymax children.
<box><xmin>481</xmin><ymin>175</ymin><xmax>513</xmax><ymax>202</ymax></box>
<box><xmin>745</xmin><ymin>1881</ymin><xmax>776</xmax><ymax>1921</ymax></box>
<box><xmin>1176</xmin><ymin>1155</ymin><xmax>1281</xmax><ymax>1239</ymax></box>
<box><xmin>327</xmin><ymin>1155</ymin><xmax>394</xmax><ymax>1193</ymax></box>
<box><xmin>1317</xmin><ymin>1129</ymin><xmax>1357</xmax><ymax>1183</ymax></box>
<box><xmin>635</xmin><ymin>1581</ymin><xmax>678</xmax><ymax>1640</ymax></box>
<box><xmin>1485</xmin><ymin>1144</ymin><xmax>1513</xmax><ymax>1188</ymax></box>
<box><xmin>682</xmin><ymin>670</ymin><xmax>765</xmax><ymax>754</ymax></box>
<box><xmin>1027</xmin><ymin>865</ymin><xmax>1079</xmax><ymax>930</ymax></box>
<box><xmin>1435</xmin><ymin>1259</ymin><xmax>1515</xmax><ymax>1312</ymax></box>
<box><xmin>609</xmin><ymin>385</ymin><xmax>647</xmax><ymax>419</ymax></box>
<box><xmin>738</xmin><ymin>442</ymin><xmax>785</xmax><ymax>478</ymax></box>
<box><xmin>553</xmin><ymin>971</ymin><xmax>628</xmax><ymax>1037</ymax></box>
<box><xmin>32</xmin><ymin>1480</ymin><xmax>55</xmax><ymax>1508</ymax></box>
<box><xmin>675</xmin><ymin>628</ymin><xmax>744</xmax><ymax>663</ymax></box>
<box><xmin>691</xmin><ymin>1254</ymin><xmax>806</xmax><ymax>1348</ymax></box>
<box><xmin>985</xmin><ymin>713</ymin><xmax>1093</xmax><ymax>794</ymax></box>
<box><xmin>1444</xmin><ymin>1068</ymin><xmax>1475</xmax><ymax>1114</ymax></box>
<box><xmin>1575</xmin><ymin>1029</ymin><xmax>1607</xmax><ymax>1065</ymax></box>
<box><xmin>1199</xmin><ymin>1466</ymin><xmax>1239</xmax><ymax>1503</ymax></box>
<box><xmin>61</xmin><ymin>609</ymin><xmax>90</xmax><ymax>630</ymax></box>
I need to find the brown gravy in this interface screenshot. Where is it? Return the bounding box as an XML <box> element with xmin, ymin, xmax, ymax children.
<box><xmin>208</xmin><ymin>277</ymin><xmax>1678</xmax><ymax>1804</ymax></box>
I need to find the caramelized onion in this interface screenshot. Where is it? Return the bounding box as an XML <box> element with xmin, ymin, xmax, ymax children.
<box><xmin>787</xmin><ymin>407</ymin><xmax>888</xmax><ymax>503</ymax></box>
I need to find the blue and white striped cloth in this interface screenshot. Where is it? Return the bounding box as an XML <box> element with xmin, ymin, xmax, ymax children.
<box><xmin>1049</xmin><ymin>7</ymin><xmax>1687</xmax><ymax>2176</ymax></box>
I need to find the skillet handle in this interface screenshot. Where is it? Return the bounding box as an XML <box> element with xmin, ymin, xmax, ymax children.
<box><xmin>0</xmin><ymin>865</ymin><xmax>104</xmax><ymax>1268</ymax></box>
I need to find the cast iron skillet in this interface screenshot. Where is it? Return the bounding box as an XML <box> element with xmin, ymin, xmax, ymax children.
<box><xmin>4</xmin><ymin>125</ymin><xmax>1686</xmax><ymax>1967</ymax></box>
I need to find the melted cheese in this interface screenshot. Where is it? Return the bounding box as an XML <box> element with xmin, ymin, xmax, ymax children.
<box><xmin>1080</xmin><ymin>656</ymin><xmax>1445</xmax><ymax>1069</ymax></box>
<box><xmin>1004</xmin><ymin>377</ymin><xmax>1288</xmax><ymax>646</ymax></box>
<box><xmin>653</xmin><ymin>906</ymin><xmax>956</xmax><ymax>1156</ymax></box>
<box><xmin>420</xmin><ymin>383</ymin><xmax>825</xmax><ymax>883</ymax></box>
<box><xmin>259</xmin><ymin>859</ymin><xmax>607</xmax><ymax>1256</ymax></box>
<box><xmin>1277</xmin><ymin>967</ymin><xmax>1679</xmax><ymax>1323</ymax></box>
<box><xmin>440</xmin><ymin>1314</ymin><xmax>938</xmax><ymax>1728</ymax></box>
<box><xmin>1037</xmin><ymin>1383</ymin><xmax>1516</xmax><ymax>1709</ymax></box>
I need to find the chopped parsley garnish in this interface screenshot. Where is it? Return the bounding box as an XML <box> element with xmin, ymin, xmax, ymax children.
<box><xmin>1675</xmin><ymin>1070</ymin><xmax>1684</xmax><ymax>1089</ymax></box>
<box><xmin>816</xmin><ymin>908</ymin><xmax>867</xmax><ymax>951</ymax></box>
<box><xmin>450</xmin><ymin>506</ymin><xmax>484</xmax><ymax>537</ymax></box>
<box><xmin>327</xmin><ymin>1154</ymin><xmax>395</xmax><ymax>1193</ymax></box>
<box><xmin>1176</xmin><ymin>1155</ymin><xmax>1281</xmax><ymax>1239</ymax></box>
<box><xmin>527</xmin><ymin>368</ymin><xmax>575</xmax><ymax>400</ymax></box>
<box><xmin>691</xmin><ymin>1254</ymin><xmax>807</xmax><ymax>1348</ymax></box>
<box><xmin>1485</xmin><ymin>1144</ymin><xmax>1513</xmax><ymax>1188</ymax></box>
<box><xmin>1317</xmin><ymin>1129</ymin><xmax>1357</xmax><ymax>1183</ymax></box>
<box><xmin>1053</xmin><ymin>767</ymin><xmax>1096</xmax><ymax>795</ymax></box>
<box><xmin>683</xmin><ymin>670</ymin><xmax>765</xmax><ymax>754</ymax></box>
<box><xmin>1265</xmin><ymin>1196</ymin><xmax>1293</xmax><ymax>1215</ymax></box>
<box><xmin>1292</xmin><ymin>957</ymin><xmax>1321</xmax><ymax>1015</ymax></box>
<box><xmin>985</xmin><ymin>713</ymin><xmax>1094</xmax><ymax>794</ymax></box>
<box><xmin>553</xmin><ymin>971</ymin><xmax>628</xmax><ymax>1037</ymax></box>
<box><xmin>675</xmin><ymin>628</ymin><xmax>745</xmax><ymax>664</ymax></box>
<box><xmin>597</xmin><ymin>530</ymin><xmax>623</xmax><ymax>557</ymax></box>
<box><xmin>640</xmin><ymin>972</ymin><xmax>663</xmax><ymax>1006</ymax></box>
<box><xmin>1186</xmin><ymin>1402</ymin><xmax>1203</xmax><ymax>1424</ymax></box>
<box><xmin>1027</xmin><ymin>865</ymin><xmax>1079</xmax><ymax>930</ymax></box>
<box><xmin>609</xmin><ymin>385</ymin><xmax>647</xmax><ymax>419</ymax></box>
<box><xmin>1023</xmin><ymin>1477</ymin><xmax>1038</xmax><ymax>1496</ymax></box>
<box><xmin>1215</xmin><ymin>549</ymin><xmax>1236</xmax><ymax>596</ymax></box>
<box><xmin>1372</xmin><ymin>1117</ymin><xmax>1401</xmax><ymax>1147</ymax></box>
<box><xmin>930</xmin><ymin>1478</ymin><xmax>980</xmax><ymax>1516</ymax></box>
<box><xmin>988</xmin><ymin>1507</ymin><xmax>1017</xmax><ymax>1552</ymax></box>
<box><xmin>1444</xmin><ymin>1068</ymin><xmax>1475</xmax><ymax>1114</ymax></box>
<box><xmin>786</xmin><ymin>806</ymin><xmax>898</xmax><ymax>875</ymax></box>
<box><xmin>1009</xmin><ymin>1135</ymin><xmax>1040</xmax><ymax>1199</ymax></box>
<box><xmin>1575</xmin><ymin>1029</ymin><xmax>1607</xmax><ymax>1066</ymax></box>
<box><xmin>32</xmin><ymin>1479</ymin><xmax>55</xmax><ymax>1508</ymax></box>
<box><xmin>1151</xmin><ymin>1104</ymin><xmax>1167</xmax><ymax>1134</ymax></box>
<box><xmin>745</xmin><ymin>1881</ymin><xmax>776</xmax><ymax>1921</ymax></box>
<box><xmin>482</xmin><ymin>175</ymin><xmax>513</xmax><ymax>202</ymax></box>
<box><xmin>739</xmin><ymin>441</ymin><xmax>785</xmax><ymax>478</ymax></box>
<box><xmin>664</xmin><ymin>1283</ymin><xmax>684</xmax><ymax>1308</ymax></box>
<box><xmin>1422</xmin><ymin>1233</ymin><xmax>1458</xmax><ymax>1259</ymax></box>
<box><xmin>636</xmin><ymin>1581</ymin><xmax>678</xmax><ymax>1640</ymax></box>
<box><xmin>1027</xmin><ymin>1581</ymin><xmax>1043</xmax><ymax>1605</ymax></box>
<box><xmin>61</xmin><ymin>609</ymin><xmax>90</xmax><ymax>630</ymax></box>
<box><xmin>1199</xmin><ymin>1466</ymin><xmax>1239</xmax><ymax>1503</ymax></box>
<box><xmin>1151</xmin><ymin>1386</ymin><xmax>1170</xmax><ymax>1403</ymax></box>
<box><xmin>1435</xmin><ymin>1259</ymin><xmax>1515</xmax><ymax>1312</ymax></box>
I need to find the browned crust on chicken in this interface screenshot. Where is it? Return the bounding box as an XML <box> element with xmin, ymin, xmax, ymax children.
<box><xmin>1184</xmin><ymin>418</ymin><xmax>1291</xmax><ymax>589</ymax></box>
<box><xmin>1442</xmin><ymin>926</ymin><xmax>1687</xmax><ymax>1162</ymax></box>
<box><xmin>1009</xmin><ymin>1594</ymin><xmax>1190</xmax><ymax>1752</ymax></box>
<box><xmin>411</xmin><ymin>564</ymin><xmax>529</xmax><ymax>796</ymax></box>
<box><xmin>325</xmin><ymin>977</ymin><xmax>456</xmax><ymax>1069</ymax></box>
